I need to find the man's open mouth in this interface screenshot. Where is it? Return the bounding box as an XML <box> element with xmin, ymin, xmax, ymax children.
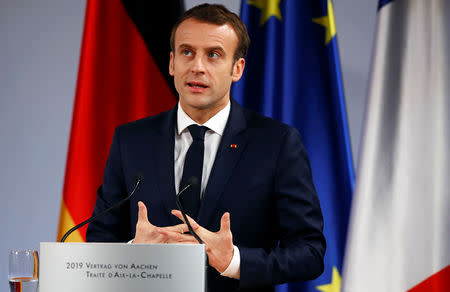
<box><xmin>187</xmin><ymin>82</ymin><xmax>208</xmax><ymax>88</ymax></box>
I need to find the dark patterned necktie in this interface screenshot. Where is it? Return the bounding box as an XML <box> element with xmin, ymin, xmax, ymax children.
<box><xmin>180</xmin><ymin>125</ymin><xmax>207</xmax><ymax>219</ymax></box>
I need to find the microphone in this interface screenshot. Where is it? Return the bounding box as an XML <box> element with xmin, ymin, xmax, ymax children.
<box><xmin>60</xmin><ymin>173</ymin><xmax>143</xmax><ymax>242</ymax></box>
<box><xmin>176</xmin><ymin>176</ymin><xmax>203</xmax><ymax>244</ymax></box>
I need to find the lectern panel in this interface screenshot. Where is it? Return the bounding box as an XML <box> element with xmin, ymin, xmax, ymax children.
<box><xmin>40</xmin><ymin>242</ymin><xmax>206</xmax><ymax>292</ymax></box>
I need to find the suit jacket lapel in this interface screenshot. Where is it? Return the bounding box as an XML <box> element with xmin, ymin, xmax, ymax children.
<box><xmin>197</xmin><ymin>99</ymin><xmax>248</xmax><ymax>226</ymax></box>
<box><xmin>152</xmin><ymin>106</ymin><xmax>179</xmax><ymax>224</ymax></box>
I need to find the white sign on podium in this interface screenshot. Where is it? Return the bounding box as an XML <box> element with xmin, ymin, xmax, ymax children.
<box><xmin>40</xmin><ymin>242</ymin><xmax>206</xmax><ymax>292</ymax></box>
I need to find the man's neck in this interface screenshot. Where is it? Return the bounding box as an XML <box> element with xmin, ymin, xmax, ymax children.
<box><xmin>179</xmin><ymin>100</ymin><xmax>230</xmax><ymax>124</ymax></box>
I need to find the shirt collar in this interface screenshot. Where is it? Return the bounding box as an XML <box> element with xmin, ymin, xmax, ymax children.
<box><xmin>177</xmin><ymin>100</ymin><xmax>230</xmax><ymax>136</ymax></box>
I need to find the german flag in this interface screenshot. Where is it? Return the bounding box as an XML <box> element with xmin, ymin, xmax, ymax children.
<box><xmin>57</xmin><ymin>0</ymin><xmax>183</xmax><ymax>242</ymax></box>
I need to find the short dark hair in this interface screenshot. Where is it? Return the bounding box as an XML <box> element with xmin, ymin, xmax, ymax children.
<box><xmin>170</xmin><ymin>4</ymin><xmax>250</xmax><ymax>62</ymax></box>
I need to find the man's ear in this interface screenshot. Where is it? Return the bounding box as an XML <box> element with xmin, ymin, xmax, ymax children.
<box><xmin>169</xmin><ymin>51</ymin><xmax>174</xmax><ymax>76</ymax></box>
<box><xmin>231</xmin><ymin>58</ymin><xmax>245</xmax><ymax>82</ymax></box>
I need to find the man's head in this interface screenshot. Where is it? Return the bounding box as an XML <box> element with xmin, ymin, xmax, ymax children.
<box><xmin>169</xmin><ymin>4</ymin><xmax>250</xmax><ymax>123</ymax></box>
<box><xmin>170</xmin><ymin>4</ymin><xmax>250</xmax><ymax>63</ymax></box>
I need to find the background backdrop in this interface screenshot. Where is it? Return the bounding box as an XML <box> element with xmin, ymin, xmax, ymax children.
<box><xmin>0</xmin><ymin>0</ymin><xmax>377</xmax><ymax>288</ymax></box>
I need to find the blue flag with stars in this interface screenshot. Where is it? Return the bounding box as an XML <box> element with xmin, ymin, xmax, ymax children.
<box><xmin>232</xmin><ymin>1</ymin><xmax>354</xmax><ymax>291</ymax></box>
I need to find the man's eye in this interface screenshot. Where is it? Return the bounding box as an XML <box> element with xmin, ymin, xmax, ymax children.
<box><xmin>209</xmin><ymin>52</ymin><xmax>219</xmax><ymax>58</ymax></box>
<box><xmin>183</xmin><ymin>50</ymin><xmax>192</xmax><ymax>56</ymax></box>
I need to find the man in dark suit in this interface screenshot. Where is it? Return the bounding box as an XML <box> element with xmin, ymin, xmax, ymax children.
<box><xmin>86</xmin><ymin>4</ymin><xmax>325</xmax><ymax>291</ymax></box>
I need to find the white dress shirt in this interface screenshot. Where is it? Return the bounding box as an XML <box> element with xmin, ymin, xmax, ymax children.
<box><xmin>175</xmin><ymin>101</ymin><xmax>240</xmax><ymax>279</ymax></box>
<box><xmin>174</xmin><ymin>102</ymin><xmax>229</xmax><ymax>195</ymax></box>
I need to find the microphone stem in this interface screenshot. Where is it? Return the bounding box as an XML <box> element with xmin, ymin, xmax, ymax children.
<box><xmin>176</xmin><ymin>184</ymin><xmax>203</xmax><ymax>244</ymax></box>
<box><xmin>176</xmin><ymin>199</ymin><xmax>203</xmax><ymax>244</ymax></box>
<box><xmin>61</xmin><ymin>179</ymin><xmax>141</xmax><ymax>242</ymax></box>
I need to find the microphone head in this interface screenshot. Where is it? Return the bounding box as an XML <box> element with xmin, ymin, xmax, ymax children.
<box><xmin>135</xmin><ymin>172</ymin><xmax>144</xmax><ymax>183</ymax></box>
<box><xmin>177</xmin><ymin>176</ymin><xmax>199</xmax><ymax>198</ymax></box>
<box><xmin>187</xmin><ymin>176</ymin><xmax>199</xmax><ymax>188</ymax></box>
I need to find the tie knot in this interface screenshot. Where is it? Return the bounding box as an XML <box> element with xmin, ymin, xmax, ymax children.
<box><xmin>188</xmin><ymin>125</ymin><xmax>207</xmax><ymax>141</ymax></box>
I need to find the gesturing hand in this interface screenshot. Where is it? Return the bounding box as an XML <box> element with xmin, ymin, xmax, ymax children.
<box><xmin>133</xmin><ymin>201</ymin><xmax>198</xmax><ymax>244</ymax></box>
<box><xmin>158</xmin><ymin>210</ymin><xmax>235</xmax><ymax>273</ymax></box>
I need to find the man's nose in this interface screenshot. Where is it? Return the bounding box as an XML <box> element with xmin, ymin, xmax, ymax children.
<box><xmin>191</xmin><ymin>55</ymin><xmax>206</xmax><ymax>74</ymax></box>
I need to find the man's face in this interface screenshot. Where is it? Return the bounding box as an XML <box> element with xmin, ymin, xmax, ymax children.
<box><xmin>169</xmin><ymin>18</ymin><xmax>245</xmax><ymax>120</ymax></box>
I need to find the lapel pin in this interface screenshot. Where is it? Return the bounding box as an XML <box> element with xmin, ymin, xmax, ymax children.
<box><xmin>230</xmin><ymin>144</ymin><xmax>238</xmax><ymax>148</ymax></box>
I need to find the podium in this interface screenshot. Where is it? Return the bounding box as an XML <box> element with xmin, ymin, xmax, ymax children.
<box><xmin>40</xmin><ymin>242</ymin><xmax>206</xmax><ymax>292</ymax></box>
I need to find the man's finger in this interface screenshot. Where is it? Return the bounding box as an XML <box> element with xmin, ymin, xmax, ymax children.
<box><xmin>137</xmin><ymin>201</ymin><xmax>150</xmax><ymax>223</ymax></box>
<box><xmin>171</xmin><ymin>210</ymin><xmax>200</xmax><ymax>229</ymax></box>
<box><xmin>164</xmin><ymin>223</ymin><xmax>195</xmax><ymax>234</ymax></box>
<box><xmin>220</xmin><ymin>212</ymin><xmax>231</xmax><ymax>232</ymax></box>
<box><xmin>156</xmin><ymin>228</ymin><xmax>199</xmax><ymax>243</ymax></box>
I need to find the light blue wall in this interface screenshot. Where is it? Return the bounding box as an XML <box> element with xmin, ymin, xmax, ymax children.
<box><xmin>0</xmin><ymin>0</ymin><xmax>86</xmax><ymax>289</ymax></box>
<box><xmin>0</xmin><ymin>0</ymin><xmax>376</xmax><ymax>289</ymax></box>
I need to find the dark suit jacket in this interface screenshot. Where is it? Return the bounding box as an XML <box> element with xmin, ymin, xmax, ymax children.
<box><xmin>86</xmin><ymin>99</ymin><xmax>326</xmax><ymax>291</ymax></box>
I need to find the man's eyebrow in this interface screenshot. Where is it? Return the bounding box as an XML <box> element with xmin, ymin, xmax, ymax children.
<box><xmin>177</xmin><ymin>44</ymin><xmax>226</xmax><ymax>56</ymax></box>
<box><xmin>207</xmin><ymin>46</ymin><xmax>226</xmax><ymax>56</ymax></box>
<box><xmin>178</xmin><ymin>44</ymin><xmax>194</xmax><ymax>51</ymax></box>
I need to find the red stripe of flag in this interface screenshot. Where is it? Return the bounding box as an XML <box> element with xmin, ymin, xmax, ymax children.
<box><xmin>408</xmin><ymin>266</ymin><xmax>450</xmax><ymax>292</ymax></box>
<box><xmin>58</xmin><ymin>0</ymin><xmax>176</xmax><ymax>241</ymax></box>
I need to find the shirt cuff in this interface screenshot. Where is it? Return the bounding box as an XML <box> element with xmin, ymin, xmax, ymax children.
<box><xmin>128</xmin><ymin>239</ymin><xmax>134</xmax><ymax>244</ymax></box>
<box><xmin>220</xmin><ymin>245</ymin><xmax>240</xmax><ymax>279</ymax></box>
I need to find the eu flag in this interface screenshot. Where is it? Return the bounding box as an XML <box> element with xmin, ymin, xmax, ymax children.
<box><xmin>232</xmin><ymin>1</ymin><xmax>354</xmax><ymax>291</ymax></box>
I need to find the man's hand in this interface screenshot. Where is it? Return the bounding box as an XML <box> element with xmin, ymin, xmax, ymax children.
<box><xmin>133</xmin><ymin>201</ymin><xmax>198</xmax><ymax>244</ymax></box>
<box><xmin>158</xmin><ymin>210</ymin><xmax>235</xmax><ymax>273</ymax></box>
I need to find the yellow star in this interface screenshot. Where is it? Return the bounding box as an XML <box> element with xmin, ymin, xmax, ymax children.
<box><xmin>316</xmin><ymin>266</ymin><xmax>341</xmax><ymax>292</ymax></box>
<box><xmin>312</xmin><ymin>0</ymin><xmax>337</xmax><ymax>45</ymax></box>
<box><xmin>247</xmin><ymin>0</ymin><xmax>282</xmax><ymax>26</ymax></box>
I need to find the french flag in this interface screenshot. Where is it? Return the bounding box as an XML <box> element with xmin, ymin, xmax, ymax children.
<box><xmin>342</xmin><ymin>0</ymin><xmax>450</xmax><ymax>291</ymax></box>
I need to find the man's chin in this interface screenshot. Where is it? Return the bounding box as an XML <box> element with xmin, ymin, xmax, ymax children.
<box><xmin>180</xmin><ymin>96</ymin><xmax>212</xmax><ymax>110</ymax></box>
